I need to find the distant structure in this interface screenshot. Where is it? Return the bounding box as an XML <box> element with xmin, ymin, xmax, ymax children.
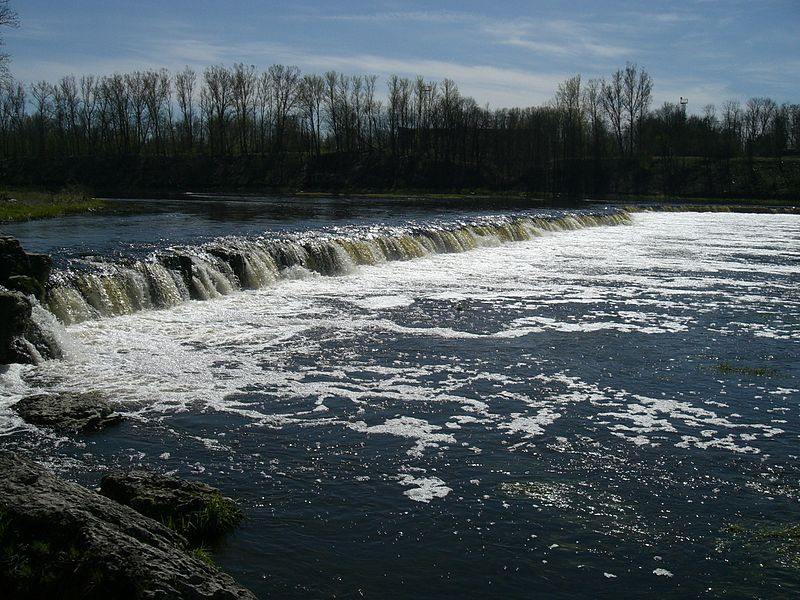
<box><xmin>680</xmin><ymin>97</ymin><xmax>688</xmax><ymax>115</ymax></box>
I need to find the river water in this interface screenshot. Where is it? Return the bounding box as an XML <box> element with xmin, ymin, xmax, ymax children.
<box><xmin>1</xmin><ymin>197</ymin><xmax>799</xmax><ymax>598</ymax></box>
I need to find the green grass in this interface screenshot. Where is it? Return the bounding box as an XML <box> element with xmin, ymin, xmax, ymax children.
<box><xmin>0</xmin><ymin>187</ymin><xmax>107</xmax><ymax>222</ymax></box>
<box><xmin>158</xmin><ymin>492</ymin><xmax>243</xmax><ymax>546</ymax></box>
<box><xmin>191</xmin><ymin>546</ymin><xmax>216</xmax><ymax>567</ymax></box>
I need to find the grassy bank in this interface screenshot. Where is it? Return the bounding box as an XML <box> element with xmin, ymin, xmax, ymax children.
<box><xmin>0</xmin><ymin>188</ymin><xmax>107</xmax><ymax>223</ymax></box>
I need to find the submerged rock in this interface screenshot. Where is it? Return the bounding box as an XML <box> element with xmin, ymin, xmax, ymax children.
<box><xmin>0</xmin><ymin>451</ymin><xmax>256</xmax><ymax>599</ymax></box>
<box><xmin>12</xmin><ymin>391</ymin><xmax>122</xmax><ymax>433</ymax></box>
<box><xmin>100</xmin><ymin>471</ymin><xmax>243</xmax><ymax>546</ymax></box>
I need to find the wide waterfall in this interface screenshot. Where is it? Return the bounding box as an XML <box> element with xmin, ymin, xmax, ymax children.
<box><xmin>46</xmin><ymin>210</ymin><xmax>631</xmax><ymax>325</ymax></box>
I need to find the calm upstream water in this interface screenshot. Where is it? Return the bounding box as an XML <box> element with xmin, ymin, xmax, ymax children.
<box><xmin>1</xmin><ymin>197</ymin><xmax>799</xmax><ymax>599</ymax></box>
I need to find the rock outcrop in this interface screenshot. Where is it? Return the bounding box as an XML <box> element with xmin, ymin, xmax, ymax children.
<box><xmin>12</xmin><ymin>391</ymin><xmax>122</xmax><ymax>433</ymax></box>
<box><xmin>0</xmin><ymin>451</ymin><xmax>256</xmax><ymax>600</ymax></box>
<box><xmin>100</xmin><ymin>471</ymin><xmax>244</xmax><ymax>546</ymax></box>
<box><xmin>0</xmin><ymin>236</ymin><xmax>60</xmax><ymax>365</ymax></box>
<box><xmin>0</xmin><ymin>235</ymin><xmax>51</xmax><ymax>300</ymax></box>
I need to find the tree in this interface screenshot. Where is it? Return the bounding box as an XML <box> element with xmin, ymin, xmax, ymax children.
<box><xmin>298</xmin><ymin>73</ymin><xmax>324</xmax><ymax>155</ymax></box>
<box><xmin>175</xmin><ymin>67</ymin><xmax>196</xmax><ymax>151</ymax></box>
<box><xmin>601</xmin><ymin>69</ymin><xmax>625</xmax><ymax>155</ymax></box>
<box><xmin>0</xmin><ymin>1</ymin><xmax>18</xmax><ymax>85</ymax></box>
<box><xmin>621</xmin><ymin>63</ymin><xmax>652</xmax><ymax>155</ymax></box>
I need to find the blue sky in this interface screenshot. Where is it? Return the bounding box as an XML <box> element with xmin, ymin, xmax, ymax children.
<box><xmin>4</xmin><ymin>0</ymin><xmax>799</xmax><ymax>112</ymax></box>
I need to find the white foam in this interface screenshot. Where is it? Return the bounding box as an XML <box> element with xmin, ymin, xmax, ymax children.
<box><xmin>397</xmin><ymin>474</ymin><xmax>452</xmax><ymax>503</ymax></box>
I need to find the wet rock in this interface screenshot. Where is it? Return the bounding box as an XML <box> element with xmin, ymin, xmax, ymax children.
<box><xmin>12</xmin><ymin>391</ymin><xmax>123</xmax><ymax>433</ymax></box>
<box><xmin>0</xmin><ymin>236</ymin><xmax>58</xmax><ymax>364</ymax></box>
<box><xmin>4</xmin><ymin>274</ymin><xmax>45</xmax><ymax>299</ymax></box>
<box><xmin>207</xmin><ymin>247</ymin><xmax>249</xmax><ymax>288</ymax></box>
<box><xmin>100</xmin><ymin>471</ymin><xmax>243</xmax><ymax>546</ymax></box>
<box><xmin>0</xmin><ymin>290</ymin><xmax>36</xmax><ymax>364</ymax></box>
<box><xmin>0</xmin><ymin>235</ymin><xmax>51</xmax><ymax>299</ymax></box>
<box><xmin>0</xmin><ymin>451</ymin><xmax>257</xmax><ymax>600</ymax></box>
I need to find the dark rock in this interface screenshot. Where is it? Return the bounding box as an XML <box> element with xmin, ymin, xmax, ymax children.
<box><xmin>0</xmin><ymin>290</ymin><xmax>35</xmax><ymax>364</ymax></box>
<box><xmin>101</xmin><ymin>471</ymin><xmax>243</xmax><ymax>545</ymax></box>
<box><xmin>0</xmin><ymin>236</ymin><xmax>58</xmax><ymax>365</ymax></box>
<box><xmin>26</xmin><ymin>253</ymin><xmax>52</xmax><ymax>289</ymax></box>
<box><xmin>0</xmin><ymin>235</ymin><xmax>51</xmax><ymax>295</ymax></box>
<box><xmin>0</xmin><ymin>451</ymin><xmax>257</xmax><ymax>600</ymax></box>
<box><xmin>5</xmin><ymin>274</ymin><xmax>45</xmax><ymax>299</ymax></box>
<box><xmin>12</xmin><ymin>391</ymin><xmax>123</xmax><ymax>433</ymax></box>
<box><xmin>207</xmin><ymin>248</ymin><xmax>249</xmax><ymax>288</ymax></box>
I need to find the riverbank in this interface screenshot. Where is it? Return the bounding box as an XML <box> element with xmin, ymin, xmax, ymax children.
<box><xmin>0</xmin><ymin>188</ymin><xmax>107</xmax><ymax>223</ymax></box>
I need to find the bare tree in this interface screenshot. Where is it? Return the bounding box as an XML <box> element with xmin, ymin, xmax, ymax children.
<box><xmin>582</xmin><ymin>78</ymin><xmax>604</xmax><ymax>156</ymax></box>
<box><xmin>268</xmin><ymin>64</ymin><xmax>300</xmax><ymax>153</ymax></box>
<box><xmin>231</xmin><ymin>63</ymin><xmax>257</xmax><ymax>154</ymax></box>
<box><xmin>0</xmin><ymin>1</ymin><xmax>18</xmax><ymax>85</ymax></box>
<box><xmin>298</xmin><ymin>73</ymin><xmax>324</xmax><ymax>155</ymax></box>
<box><xmin>79</xmin><ymin>75</ymin><xmax>98</xmax><ymax>152</ymax></box>
<box><xmin>175</xmin><ymin>67</ymin><xmax>196</xmax><ymax>151</ymax></box>
<box><xmin>601</xmin><ymin>70</ymin><xmax>624</xmax><ymax>155</ymax></box>
<box><xmin>57</xmin><ymin>75</ymin><xmax>80</xmax><ymax>154</ymax></box>
<box><xmin>621</xmin><ymin>63</ymin><xmax>652</xmax><ymax>155</ymax></box>
<box><xmin>554</xmin><ymin>74</ymin><xmax>584</xmax><ymax>158</ymax></box>
<box><xmin>203</xmin><ymin>65</ymin><xmax>233</xmax><ymax>154</ymax></box>
<box><xmin>30</xmin><ymin>80</ymin><xmax>53</xmax><ymax>154</ymax></box>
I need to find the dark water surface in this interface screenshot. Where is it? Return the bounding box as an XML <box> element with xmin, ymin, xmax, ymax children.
<box><xmin>1</xmin><ymin>197</ymin><xmax>799</xmax><ymax>599</ymax></box>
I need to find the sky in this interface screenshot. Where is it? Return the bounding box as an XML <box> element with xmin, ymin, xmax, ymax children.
<box><xmin>3</xmin><ymin>0</ymin><xmax>799</xmax><ymax>113</ymax></box>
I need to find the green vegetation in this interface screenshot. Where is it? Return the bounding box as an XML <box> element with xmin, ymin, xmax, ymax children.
<box><xmin>158</xmin><ymin>491</ymin><xmax>243</xmax><ymax>546</ymax></box>
<box><xmin>722</xmin><ymin>521</ymin><xmax>800</xmax><ymax>567</ymax></box>
<box><xmin>191</xmin><ymin>545</ymin><xmax>216</xmax><ymax>567</ymax></box>
<box><xmin>716</xmin><ymin>362</ymin><xmax>777</xmax><ymax>377</ymax></box>
<box><xmin>0</xmin><ymin>187</ymin><xmax>106</xmax><ymax>222</ymax></box>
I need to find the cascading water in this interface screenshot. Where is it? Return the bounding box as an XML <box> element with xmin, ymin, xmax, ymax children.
<box><xmin>2</xmin><ymin>203</ymin><xmax>799</xmax><ymax>599</ymax></box>
<box><xmin>45</xmin><ymin>210</ymin><xmax>631</xmax><ymax>325</ymax></box>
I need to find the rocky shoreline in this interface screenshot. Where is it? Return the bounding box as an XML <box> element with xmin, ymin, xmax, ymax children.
<box><xmin>0</xmin><ymin>451</ymin><xmax>256</xmax><ymax>599</ymax></box>
<box><xmin>0</xmin><ymin>236</ymin><xmax>258</xmax><ymax>598</ymax></box>
<box><xmin>0</xmin><ymin>235</ymin><xmax>61</xmax><ymax>364</ymax></box>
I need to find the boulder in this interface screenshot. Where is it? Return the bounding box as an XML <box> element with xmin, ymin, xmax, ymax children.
<box><xmin>100</xmin><ymin>471</ymin><xmax>243</xmax><ymax>546</ymax></box>
<box><xmin>12</xmin><ymin>391</ymin><xmax>123</xmax><ymax>433</ymax></box>
<box><xmin>0</xmin><ymin>451</ymin><xmax>257</xmax><ymax>600</ymax></box>
<box><xmin>0</xmin><ymin>236</ymin><xmax>59</xmax><ymax>365</ymax></box>
<box><xmin>0</xmin><ymin>235</ymin><xmax>51</xmax><ymax>298</ymax></box>
<box><xmin>4</xmin><ymin>274</ymin><xmax>45</xmax><ymax>299</ymax></box>
<box><xmin>0</xmin><ymin>290</ymin><xmax>35</xmax><ymax>364</ymax></box>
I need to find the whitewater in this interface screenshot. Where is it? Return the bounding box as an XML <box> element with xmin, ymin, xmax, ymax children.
<box><xmin>1</xmin><ymin>201</ymin><xmax>798</xmax><ymax>598</ymax></box>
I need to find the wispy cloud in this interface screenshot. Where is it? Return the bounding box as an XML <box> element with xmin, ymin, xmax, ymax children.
<box><xmin>483</xmin><ymin>19</ymin><xmax>633</xmax><ymax>63</ymax></box>
<box><xmin>316</xmin><ymin>10</ymin><xmax>479</xmax><ymax>24</ymax></box>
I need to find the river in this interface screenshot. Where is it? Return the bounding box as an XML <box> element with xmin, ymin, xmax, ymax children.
<box><xmin>1</xmin><ymin>197</ymin><xmax>798</xmax><ymax>598</ymax></box>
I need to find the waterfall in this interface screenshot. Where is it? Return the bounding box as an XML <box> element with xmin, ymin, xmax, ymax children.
<box><xmin>46</xmin><ymin>210</ymin><xmax>631</xmax><ymax>325</ymax></box>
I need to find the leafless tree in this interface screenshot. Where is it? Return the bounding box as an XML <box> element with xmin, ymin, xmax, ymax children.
<box><xmin>621</xmin><ymin>63</ymin><xmax>652</xmax><ymax>155</ymax></box>
<box><xmin>0</xmin><ymin>1</ymin><xmax>18</xmax><ymax>85</ymax></box>
<box><xmin>175</xmin><ymin>67</ymin><xmax>196</xmax><ymax>151</ymax></box>
<box><xmin>601</xmin><ymin>70</ymin><xmax>624</xmax><ymax>154</ymax></box>
<box><xmin>231</xmin><ymin>63</ymin><xmax>257</xmax><ymax>154</ymax></box>
<box><xmin>298</xmin><ymin>73</ymin><xmax>324</xmax><ymax>155</ymax></box>
<box><xmin>203</xmin><ymin>65</ymin><xmax>233</xmax><ymax>154</ymax></box>
<box><xmin>268</xmin><ymin>64</ymin><xmax>300</xmax><ymax>153</ymax></box>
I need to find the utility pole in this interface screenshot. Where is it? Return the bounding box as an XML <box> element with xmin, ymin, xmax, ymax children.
<box><xmin>680</xmin><ymin>97</ymin><xmax>688</xmax><ymax>116</ymax></box>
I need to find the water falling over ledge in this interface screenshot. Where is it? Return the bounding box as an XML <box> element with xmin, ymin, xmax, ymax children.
<box><xmin>46</xmin><ymin>209</ymin><xmax>631</xmax><ymax>325</ymax></box>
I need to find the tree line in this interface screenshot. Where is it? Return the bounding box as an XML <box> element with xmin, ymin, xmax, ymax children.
<box><xmin>0</xmin><ymin>61</ymin><xmax>798</xmax><ymax>195</ymax></box>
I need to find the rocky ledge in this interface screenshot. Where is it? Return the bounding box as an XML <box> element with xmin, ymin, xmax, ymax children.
<box><xmin>100</xmin><ymin>471</ymin><xmax>243</xmax><ymax>546</ymax></box>
<box><xmin>0</xmin><ymin>451</ymin><xmax>256</xmax><ymax>599</ymax></box>
<box><xmin>0</xmin><ymin>235</ymin><xmax>60</xmax><ymax>365</ymax></box>
<box><xmin>12</xmin><ymin>391</ymin><xmax>123</xmax><ymax>433</ymax></box>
